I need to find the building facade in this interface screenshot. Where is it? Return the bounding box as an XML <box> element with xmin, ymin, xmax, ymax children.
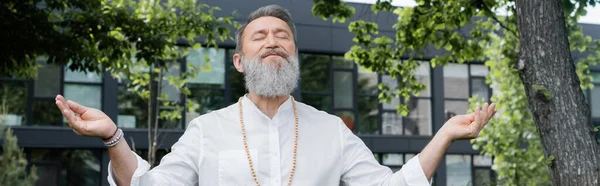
<box><xmin>2</xmin><ymin>1</ymin><xmax>600</xmax><ymax>186</ymax></box>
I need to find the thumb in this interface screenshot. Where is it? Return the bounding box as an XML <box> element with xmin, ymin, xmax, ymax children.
<box><xmin>66</xmin><ymin>100</ymin><xmax>89</xmax><ymax>115</ymax></box>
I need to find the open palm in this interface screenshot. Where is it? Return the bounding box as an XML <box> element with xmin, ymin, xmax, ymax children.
<box><xmin>441</xmin><ymin>102</ymin><xmax>497</xmax><ymax>140</ymax></box>
<box><xmin>55</xmin><ymin>95</ymin><xmax>117</xmax><ymax>139</ymax></box>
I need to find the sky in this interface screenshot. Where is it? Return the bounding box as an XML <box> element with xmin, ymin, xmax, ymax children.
<box><xmin>344</xmin><ymin>0</ymin><xmax>600</xmax><ymax>24</ymax></box>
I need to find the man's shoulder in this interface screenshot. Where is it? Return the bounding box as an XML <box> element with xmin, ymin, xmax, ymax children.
<box><xmin>295</xmin><ymin>101</ymin><xmax>343</xmax><ymax>123</ymax></box>
<box><xmin>186</xmin><ymin>103</ymin><xmax>237</xmax><ymax>128</ymax></box>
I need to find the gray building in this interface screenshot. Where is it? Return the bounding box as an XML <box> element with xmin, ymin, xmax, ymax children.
<box><xmin>2</xmin><ymin>1</ymin><xmax>600</xmax><ymax>186</ymax></box>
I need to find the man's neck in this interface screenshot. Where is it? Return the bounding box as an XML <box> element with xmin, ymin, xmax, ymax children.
<box><xmin>247</xmin><ymin>92</ymin><xmax>289</xmax><ymax>119</ymax></box>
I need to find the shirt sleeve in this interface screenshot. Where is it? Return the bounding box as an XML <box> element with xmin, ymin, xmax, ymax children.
<box><xmin>339</xmin><ymin>119</ymin><xmax>430</xmax><ymax>186</ymax></box>
<box><xmin>107</xmin><ymin>119</ymin><xmax>204</xmax><ymax>186</ymax></box>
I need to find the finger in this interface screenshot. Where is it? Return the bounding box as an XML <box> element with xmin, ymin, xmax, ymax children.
<box><xmin>67</xmin><ymin>100</ymin><xmax>89</xmax><ymax>115</ymax></box>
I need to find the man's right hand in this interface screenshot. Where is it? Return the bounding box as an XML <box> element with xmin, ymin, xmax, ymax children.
<box><xmin>55</xmin><ymin>95</ymin><xmax>117</xmax><ymax>139</ymax></box>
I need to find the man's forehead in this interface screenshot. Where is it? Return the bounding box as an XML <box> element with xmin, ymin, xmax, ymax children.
<box><xmin>245</xmin><ymin>16</ymin><xmax>292</xmax><ymax>33</ymax></box>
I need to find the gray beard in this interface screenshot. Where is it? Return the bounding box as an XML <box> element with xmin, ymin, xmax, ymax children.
<box><xmin>241</xmin><ymin>55</ymin><xmax>300</xmax><ymax>98</ymax></box>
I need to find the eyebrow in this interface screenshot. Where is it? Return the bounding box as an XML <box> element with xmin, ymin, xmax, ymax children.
<box><xmin>250</xmin><ymin>27</ymin><xmax>291</xmax><ymax>37</ymax></box>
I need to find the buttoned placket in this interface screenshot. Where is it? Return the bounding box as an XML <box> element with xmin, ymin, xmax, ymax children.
<box><xmin>268</xmin><ymin>115</ymin><xmax>281</xmax><ymax>186</ymax></box>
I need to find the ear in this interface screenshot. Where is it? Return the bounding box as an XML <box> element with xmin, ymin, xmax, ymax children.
<box><xmin>233</xmin><ymin>52</ymin><xmax>244</xmax><ymax>73</ymax></box>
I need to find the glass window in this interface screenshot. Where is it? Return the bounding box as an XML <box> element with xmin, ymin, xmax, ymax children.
<box><xmin>332</xmin><ymin>56</ymin><xmax>354</xmax><ymax>69</ymax></box>
<box><xmin>334</xmin><ymin>71</ymin><xmax>354</xmax><ymax>109</ymax></box>
<box><xmin>446</xmin><ymin>154</ymin><xmax>472</xmax><ymax>186</ymax></box>
<box><xmin>30</xmin><ymin>149</ymin><xmax>101</xmax><ymax>186</ymax></box>
<box><xmin>474</xmin><ymin>168</ymin><xmax>493</xmax><ymax>186</ymax></box>
<box><xmin>373</xmin><ymin>153</ymin><xmax>381</xmax><ymax>163</ymax></box>
<box><xmin>382</xmin><ymin>75</ymin><xmax>400</xmax><ymax>110</ymax></box>
<box><xmin>471</xmin><ymin>78</ymin><xmax>489</xmax><ymax>101</ymax></box>
<box><xmin>336</xmin><ymin>111</ymin><xmax>355</xmax><ymax>131</ymax></box>
<box><xmin>382</xmin><ymin>112</ymin><xmax>402</xmax><ymax>135</ymax></box>
<box><xmin>117</xmin><ymin>86</ymin><xmax>148</xmax><ymax>128</ymax></box>
<box><xmin>474</xmin><ymin>155</ymin><xmax>493</xmax><ymax>166</ymax></box>
<box><xmin>415</xmin><ymin>62</ymin><xmax>431</xmax><ymax>97</ymax></box>
<box><xmin>357</xmin><ymin>96</ymin><xmax>379</xmax><ymax>134</ymax></box>
<box><xmin>470</xmin><ymin>64</ymin><xmax>489</xmax><ymax>77</ymax></box>
<box><xmin>300</xmin><ymin>54</ymin><xmax>330</xmax><ymax>92</ymax></box>
<box><xmin>64</xmin><ymin>84</ymin><xmax>102</xmax><ymax>110</ymax></box>
<box><xmin>444</xmin><ymin>64</ymin><xmax>469</xmax><ymax>98</ymax></box>
<box><xmin>0</xmin><ymin>81</ymin><xmax>27</xmax><ymax>126</ymax></box>
<box><xmin>161</xmin><ymin>63</ymin><xmax>181</xmax><ymax>102</ymax></box>
<box><xmin>382</xmin><ymin>153</ymin><xmax>404</xmax><ymax>166</ymax></box>
<box><xmin>64</xmin><ymin>68</ymin><xmax>102</xmax><ymax>83</ymax></box>
<box><xmin>592</xmin><ymin>87</ymin><xmax>600</xmax><ymax>117</ymax></box>
<box><xmin>405</xmin><ymin>99</ymin><xmax>432</xmax><ymax>136</ymax></box>
<box><xmin>32</xmin><ymin>100</ymin><xmax>62</xmax><ymax>126</ymax></box>
<box><xmin>445</xmin><ymin>100</ymin><xmax>470</xmax><ymax>120</ymax></box>
<box><xmin>301</xmin><ymin>94</ymin><xmax>331</xmax><ymax>112</ymax></box>
<box><xmin>358</xmin><ymin>67</ymin><xmax>378</xmax><ymax>95</ymax></box>
<box><xmin>34</xmin><ymin>63</ymin><xmax>61</xmax><ymax>98</ymax></box>
<box><xmin>187</xmin><ymin>48</ymin><xmax>226</xmax><ymax>87</ymax></box>
<box><xmin>186</xmin><ymin>88</ymin><xmax>225</xmax><ymax>125</ymax></box>
<box><xmin>405</xmin><ymin>153</ymin><xmax>416</xmax><ymax>162</ymax></box>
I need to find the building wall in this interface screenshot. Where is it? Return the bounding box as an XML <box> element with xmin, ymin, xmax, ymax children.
<box><xmin>2</xmin><ymin>1</ymin><xmax>600</xmax><ymax>186</ymax></box>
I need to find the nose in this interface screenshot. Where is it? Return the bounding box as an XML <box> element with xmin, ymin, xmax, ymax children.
<box><xmin>265</xmin><ymin>34</ymin><xmax>278</xmax><ymax>49</ymax></box>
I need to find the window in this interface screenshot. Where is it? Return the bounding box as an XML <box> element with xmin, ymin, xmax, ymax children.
<box><xmin>474</xmin><ymin>155</ymin><xmax>494</xmax><ymax>185</ymax></box>
<box><xmin>186</xmin><ymin>48</ymin><xmax>227</xmax><ymax>125</ymax></box>
<box><xmin>373</xmin><ymin>153</ymin><xmax>417</xmax><ymax>173</ymax></box>
<box><xmin>444</xmin><ymin>64</ymin><xmax>490</xmax><ymax>120</ymax></box>
<box><xmin>446</xmin><ymin>154</ymin><xmax>472</xmax><ymax>186</ymax></box>
<box><xmin>300</xmin><ymin>54</ymin><xmax>332</xmax><ymax>112</ymax></box>
<box><xmin>29</xmin><ymin>149</ymin><xmax>102</xmax><ymax>186</ymax></box>
<box><xmin>588</xmin><ymin>72</ymin><xmax>600</xmax><ymax>140</ymax></box>
<box><xmin>0</xmin><ymin>81</ymin><xmax>27</xmax><ymax>126</ymax></box>
<box><xmin>381</xmin><ymin>62</ymin><xmax>432</xmax><ymax>136</ymax></box>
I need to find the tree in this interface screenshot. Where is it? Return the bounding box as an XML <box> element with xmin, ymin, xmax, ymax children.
<box><xmin>312</xmin><ymin>0</ymin><xmax>600</xmax><ymax>184</ymax></box>
<box><xmin>2</xmin><ymin>0</ymin><xmax>238</xmax><ymax>168</ymax></box>
<box><xmin>515</xmin><ymin>0</ymin><xmax>600</xmax><ymax>184</ymax></box>
<box><xmin>0</xmin><ymin>125</ymin><xmax>38</xmax><ymax>185</ymax></box>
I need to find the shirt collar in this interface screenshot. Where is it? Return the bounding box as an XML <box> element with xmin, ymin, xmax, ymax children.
<box><xmin>241</xmin><ymin>94</ymin><xmax>294</xmax><ymax>120</ymax></box>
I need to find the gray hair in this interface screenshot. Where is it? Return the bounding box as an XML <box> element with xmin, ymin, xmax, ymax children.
<box><xmin>235</xmin><ymin>5</ymin><xmax>298</xmax><ymax>55</ymax></box>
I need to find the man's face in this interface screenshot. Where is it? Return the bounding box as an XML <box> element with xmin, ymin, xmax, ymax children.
<box><xmin>235</xmin><ymin>16</ymin><xmax>296</xmax><ymax>67</ymax></box>
<box><xmin>233</xmin><ymin>16</ymin><xmax>299</xmax><ymax>97</ymax></box>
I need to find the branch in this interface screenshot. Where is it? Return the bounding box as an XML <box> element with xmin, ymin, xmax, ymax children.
<box><xmin>481</xmin><ymin>2</ymin><xmax>518</xmax><ymax>37</ymax></box>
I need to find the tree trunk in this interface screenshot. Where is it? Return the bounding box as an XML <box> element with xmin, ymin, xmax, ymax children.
<box><xmin>515</xmin><ymin>0</ymin><xmax>600</xmax><ymax>185</ymax></box>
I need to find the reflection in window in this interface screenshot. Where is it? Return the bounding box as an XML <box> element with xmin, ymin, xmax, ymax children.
<box><xmin>334</xmin><ymin>71</ymin><xmax>354</xmax><ymax>109</ymax></box>
<box><xmin>30</xmin><ymin>149</ymin><xmax>101</xmax><ymax>186</ymax></box>
<box><xmin>358</xmin><ymin>67</ymin><xmax>378</xmax><ymax>95</ymax></box>
<box><xmin>64</xmin><ymin>67</ymin><xmax>102</xmax><ymax>83</ymax></box>
<box><xmin>415</xmin><ymin>62</ymin><xmax>431</xmax><ymax>97</ymax></box>
<box><xmin>34</xmin><ymin>62</ymin><xmax>61</xmax><ymax>98</ymax></box>
<box><xmin>357</xmin><ymin>96</ymin><xmax>379</xmax><ymax>134</ymax></box>
<box><xmin>382</xmin><ymin>153</ymin><xmax>403</xmax><ymax>166</ymax></box>
<box><xmin>592</xmin><ymin>87</ymin><xmax>600</xmax><ymax>117</ymax></box>
<box><xmin>475</xmin><ymin>168</ymin><xmax>493</xmax><ymax>186</ymax></box>
<box><xmin>336</xmin><ymin>111</ymin><xmax>355</xmax><ymax>131</ymax></box>
<box><xmin>471</xmin><ymin>78</ymin><xmax>489</xmax><ymax>101</ymax></box>
<box><xmin>64</xmin><ymin>84</ymin><xmax>102</xmax><ymax>110</ymax></box>
<box><xmin>301</xmin><ymin>54</ymin><xmax>330</xmax><ymax>92</ymax></box>
<box><xmin>301</xmin><ymin>94</ymin><xmax>331</xmax><ymax>112</ymax></box>
<box><xmin>381</xmin><ymin>75</ymin><xmax>400</xmax><ymax>110</ymax></box>
<box><xmin>32</xmin><ymin>100</ymin><xmax>62</xmax><ymax>126</ymax></box>
<box><xmin>332</xmin><ymin>56</ymin><xmax>355</xmax><ymax>69</ymax></box>
<box><xmin>445</xmin><ymin>100</ymin><xmax>470</xmax><ymax>120</ymax></box>
<box><xmin>446</xmin><ymin>154</ymin><xmax>472</xmax><ymax>186</ymax></box>
<box><xmin>187</xmin><ymin>48</ymin><xmax>226</xmax><ymax>87</ymax></box>
<box><xmin>444</xmin><ymin>64</ymin><xmax>469</xmax><ymax>98</ymax></box>
<box><xmin>382</xmin><ymin>112</ymin><xmax>402</xmax><ymax>135</ymax></box>
<box><xmin>186</xmin><ymin>88</ymin><xmax>225</xmax><ymax>125</ymax></box>
<box><xmin>117</xmin><ymin>86</ymin><xmax>148</xmax><ymax>128</ymax></box>
<box><xmin>405</xmin><ymin>99</ymin><xmax>431</xmax><ymax>135</ymax></box>
<box><xmin>0</xmin><ymin>81</ymin><xmax>27</xmax><ymax>126</ymax></box>
<box><xmin>470</xmin><ymin>64</ymin><xmax>489</xmax><ymax>77</ymax></box>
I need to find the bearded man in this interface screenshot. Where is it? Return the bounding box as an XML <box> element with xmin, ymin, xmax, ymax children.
<box><xmin>55</xmin><ymin>4</ymin><xmax>496</xmax><ymax>186</ymax></box>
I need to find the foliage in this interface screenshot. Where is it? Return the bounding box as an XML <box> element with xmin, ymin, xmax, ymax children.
<box><xmin>1</xmin><ymin>0</ymin><xmax>237</xmax><ymax>79</ymax></box>
<box><xmin>313</xmin><ymin>0</ymin><xmax>600</xmax><ymax>184</ymax></box>
<box><xmin>0</xmin><ymin>125</ymin><xmax>38</xmax><ymax>186</ymax></box>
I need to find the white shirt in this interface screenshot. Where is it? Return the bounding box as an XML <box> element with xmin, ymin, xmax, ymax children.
<box><xmin>108</xmin><ymin>96</ymin><xmax>430</xmax><ymax>186</ymax></box>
